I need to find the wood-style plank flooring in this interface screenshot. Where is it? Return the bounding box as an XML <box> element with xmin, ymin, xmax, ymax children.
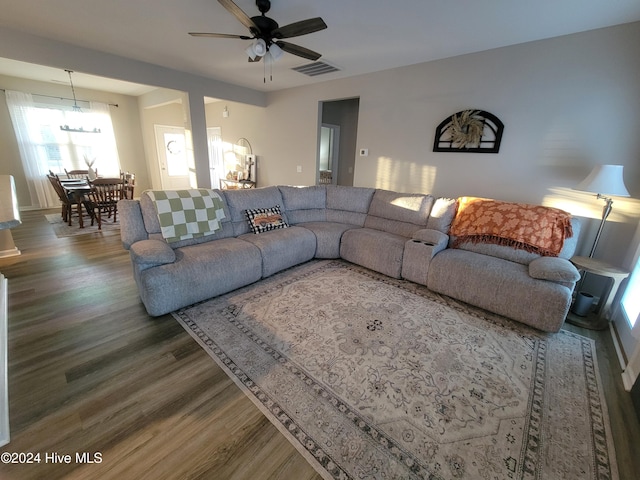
<box><xmin>0</xmin><ymin>209</ymin><xmax>638</xmax><ymax>479</ymax></box>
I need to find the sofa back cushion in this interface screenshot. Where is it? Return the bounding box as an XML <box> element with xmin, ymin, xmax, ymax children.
<box><xmin>223</xmin><ymin>186</ymin><xmax>288</xmax><ymax>236</ymax></box>
<box><xmin>426</xmin><ymin>197</ymin><xmax>458</xmax><ymax>234</ymax></box>
<box><xmin>451</xmin><ymin>217</ymin><xmax>582</xmax><ymax>264</ymax></box>
<box><xmin>364</xmin><ymin>189</ymin><xmax>435</xmax><ymax>237</ymax></box>
<box><xmin>279</xmin><ymin>185</ymin><xmax>327</xmax><ymax>224</ymax></box>
<box><xmin>326</xmin><ymin>185</ymin><xmax>375</xmax><ymax>226</ymax></box>
<box><xmin>139</xmin><ymin>190</ymin><xmax>235</xmax><ymax>248</ymax></box>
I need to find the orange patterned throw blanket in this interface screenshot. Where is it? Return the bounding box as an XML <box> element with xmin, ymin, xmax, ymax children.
<box><xmin>450</xmin><ymin>197</ymin><xmax>573</xmax><ymax>256</ymax></box>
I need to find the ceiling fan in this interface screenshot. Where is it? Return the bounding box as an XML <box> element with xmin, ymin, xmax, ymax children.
<box><xmin>189</xmin><ymin>0</ymin><xmax>327</xmax><ymax>63</ymax></box>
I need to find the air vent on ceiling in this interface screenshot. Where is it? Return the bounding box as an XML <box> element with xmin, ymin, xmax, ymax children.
<box><xmin>292</xmin><ymin>61</ymin><xmax>340</xmax><ymax>77</ymax></box>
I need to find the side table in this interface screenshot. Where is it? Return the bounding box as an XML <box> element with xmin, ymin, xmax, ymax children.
<box><xmin>567</xmin><ymin>256</ymin><xmax>630</xmax><ymax>330</ymax></box>
<box><xmin>220</xmin><ymin>179</ymin><xmax>256</xmax><ymax>190</ymax></box>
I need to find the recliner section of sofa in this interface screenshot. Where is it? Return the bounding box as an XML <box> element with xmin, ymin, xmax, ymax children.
<box><xmin>119</xmin><ymin>185</ymin><xmax>581</xmax><ymax>332</ymax></box>
<box><xmin>340</xmin><ymin>190</ymin><xmax>435</xmax><ymax>278</ymax></box>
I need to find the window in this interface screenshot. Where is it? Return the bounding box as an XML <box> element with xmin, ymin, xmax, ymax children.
<box><xmin>30</xmin><ymin>100</ymin><xmax>121</xmax><ymax>177</ymax></box>
<box><xmin>622</xmin><ymin>257</ymin><xmax>640</xmax><ymax>329</ymax></box>
<box><xmin>5</xmin><ymin>90</ymin><xmax>120</xmax><ymax>208</ymax></box>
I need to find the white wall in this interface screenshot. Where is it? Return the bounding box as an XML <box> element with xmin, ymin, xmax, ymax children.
<box><xmin>255</xmin><ymin>23</ymin><xmax>640</xmax><ymax>268</ymax></box>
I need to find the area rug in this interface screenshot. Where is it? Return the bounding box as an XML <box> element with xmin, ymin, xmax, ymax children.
<box><xmin>173</xmin><ymin>260</ymin><xmax>618</xmax><ymax>480</ymax></box>
<box><xmin>44</xmin><ymin>213</ymin><xmax>119</xmax><ymax>237</ymax></box>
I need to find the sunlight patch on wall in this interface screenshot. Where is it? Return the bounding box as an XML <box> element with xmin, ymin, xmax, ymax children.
<box><xmin>373</xmin><ymin>156</ymin><xmax>437</xmax><ymax>194</ymax></box>
<box><xmin>542</xmin><ymin>187</ymin><xmax>639</xmax><ymax>223</ymax></box>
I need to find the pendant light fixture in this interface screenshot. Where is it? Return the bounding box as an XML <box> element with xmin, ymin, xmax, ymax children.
<box><xmin>59</xmin><ymin>70</ymin><xmax>101</xmax><ymax>133</ymax></box>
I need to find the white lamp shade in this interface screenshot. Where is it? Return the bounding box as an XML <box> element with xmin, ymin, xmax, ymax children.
<box><xmin>268</xmin><ymin>42</ymin><xmax>284</xmax><ymax>62</ymax></box>
<box><xmin>575</xmin><ymin>164</ymin><xmax>630</xmax><ymax>197</ymax></box>
<box><xmin>245</xmin><ymin>39</ymin><xmax>267</xmax><ymax>60</ymax></box>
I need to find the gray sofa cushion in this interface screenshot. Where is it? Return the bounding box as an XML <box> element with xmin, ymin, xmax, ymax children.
<box><xmin>326</xmin><ymin>185</ymin><xmax>374</xmax><ymax>212</ymax></box>
<box><xmin>239</xmin><ymin>226</ymin><xmax>316</xmax><ymax>277</ymax></box>
<box><xmin>426</xmin><ymin>197</ymin><xmax>457</xmax><ymax>233</ymax></box>
<box><xmin>298</xmin><ymin>221</ymin><xmax>360</xmax><ymax>258</ymax></box>
<box><xmin>364</xmin><ymin>190</ymin><xmax>434</xmax><ymax>237</ymax></box>
<box><xmin>325</xmin><ymin>185</ymin><xmax>375</xmax><ymax>226</ymax></box>
<box><xmin>279</xmin><ymin>185</ymin><xmax>326</xmax><ymax>210</ymax></box>
<box><xmin>279</xmin><ymin>185</ymin><xmax>327</xmax><ymax>224</ymax></box>
<box><xmin>223</xmin><ymin>186</ymin><xmax>287</xmax><ymax>236</ymax></box>
<box><xmin>427</xmin><ymin>248</ymin><xmax>573</xmax><ymax>332</ymax></box>
<box><xmin>367</xmin><ymin>189</ymin><xmax>434</xmax><ymax>225</ymax></box>
<box><xmin>136</xmin><ymin>237</ymin><xmax>262</xmax><ymax>316</ymax></box>
<box><xmin>341</xmin><ymin>228</ymin><xmax>407</xmax><ymax>278</ymax></box>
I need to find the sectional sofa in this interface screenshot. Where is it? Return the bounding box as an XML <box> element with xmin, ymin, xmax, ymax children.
<box><xmin>118</xmin><ymin>185</ymin><xmax>581</xmax><ymax>332</ymax></box>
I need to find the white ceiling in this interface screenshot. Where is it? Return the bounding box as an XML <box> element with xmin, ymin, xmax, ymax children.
<box><xmin>0</xmin><ymin>0</ymin><xmax>639</xmax><ymax>96</ymax></box>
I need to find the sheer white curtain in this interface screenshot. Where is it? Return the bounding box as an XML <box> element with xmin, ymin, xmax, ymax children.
<box><xmin>5</xmin><ymin>90</ymin><xmax>121</xmax><ymax>208</ymax></box>
<box><xmin>5</xmin><ymin>90</ymin><xmax>57</xmax><ymax>208</ymax></box>
<box><xmin>88</xmin><ymin>101</ymin><xmax>121</xmax><ymax>177</ymax></box>
<box><xmin>207</xmin><ymin>127</ymin><xmax>224</xmax><ymax>189</ymax></box>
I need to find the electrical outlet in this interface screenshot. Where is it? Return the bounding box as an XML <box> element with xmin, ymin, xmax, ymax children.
<box><xmin>359</xmin><ymin>148</ymin><xmax>369</xmax><ymax>157</ymax></box>
<box><xmin>296</xmin><ymin>165</ymin><xmax>302</xmax><ymax>173</ymax></box>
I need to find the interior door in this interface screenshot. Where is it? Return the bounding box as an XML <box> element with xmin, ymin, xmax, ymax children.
<box><xmin>154</xmin><ymin>125</ymin><xmax>191</xmax><ymax>190</ymax></box>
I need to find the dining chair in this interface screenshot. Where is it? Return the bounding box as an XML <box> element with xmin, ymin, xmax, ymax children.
<box><xmin>120</xmin><ymin>171</ymin><xmax>136</xmax><ymax>200</ymax></box>
<box><xmin>87</xmin><ymin>178</ymin><xmax>124</xmax><ymax>229</ymax></box>
<box><xmin>64</xmin><ymin>169</ymin><xmax>90</xmax><ymax>179</ymax></box>
<box><xmin>47</xmin><ymin>173</ymin><xmax>87</xmax><ymax>226</ymax></box>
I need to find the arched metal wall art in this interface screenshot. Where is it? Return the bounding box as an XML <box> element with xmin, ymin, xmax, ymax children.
<box><xmin>433</xmin><ymin>110</ymin><xmax>504</xmax><ymax>153</ymax></box>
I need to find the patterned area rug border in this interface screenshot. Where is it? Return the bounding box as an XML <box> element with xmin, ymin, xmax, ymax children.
<box><xmin>173</xmin><ymin>260</ymin><xmax>618</xmax><ymax>480</ymax></box>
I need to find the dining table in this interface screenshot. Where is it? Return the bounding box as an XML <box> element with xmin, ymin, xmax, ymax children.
<box><xmin>60</xmin><ymin>179</ymin><xmax>92</xmax><ymax>228</ymax></box>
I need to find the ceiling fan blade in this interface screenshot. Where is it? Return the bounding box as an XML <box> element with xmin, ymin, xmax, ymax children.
<box><xmin>276</xmin><ymin>41</ymin><xmax>322</xmax><ymax>61</ymax></box>
<box><xmin>189</xmin><ymin>32</ymin><xmax>252</xmax><ymax>39</ymax></box>
<box><xmin>272</xmin><ymin>17</ymin><xmax>327</xmax><ymax>39</ymax></box>
<box><xmin>218</xmin><ymin>0</ymin><xmax>259</xmax><ymax>32</ymax></box>
<box><xmin>248</xmin><ymin>55</ymin><xmax>262</xmax><ymax>63</ymax></box>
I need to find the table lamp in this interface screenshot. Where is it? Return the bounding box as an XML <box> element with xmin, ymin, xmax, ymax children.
<box><xmin>574</xmin><ymin>164</ymin><xmax>630</xmax><ymax>258</ymax></box>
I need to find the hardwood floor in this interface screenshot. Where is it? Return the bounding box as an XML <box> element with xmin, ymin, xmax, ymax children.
<box><xmin>0</xmin><ymin>210</ymin><xmax>322</xmax><ymax>480</ymax></box>
<box><xmin>0</xmin><ymin>209</ymin><xmax>638</xmax><ymax>479</ymax></box>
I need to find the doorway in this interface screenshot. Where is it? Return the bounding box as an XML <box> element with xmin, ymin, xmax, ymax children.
<box><xmin>317</xmin><ymin>98</ymin><xmax>360</xmax><ymax>186</ymax></box>
<box><xmin>154</xmin><ymin>125</ymin><xmax>192</xmax><ymax>190</ymax></box>
<box><xmin>319</xmin><ymin>124</ymin><xmax>340</xmax><ymax>185</ymax></box>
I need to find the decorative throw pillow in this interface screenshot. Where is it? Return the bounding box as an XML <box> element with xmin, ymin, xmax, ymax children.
<box><xmin>245</xmin><ymin>205</ymin><xmax>288</xmax><ymax>234</ymax></box>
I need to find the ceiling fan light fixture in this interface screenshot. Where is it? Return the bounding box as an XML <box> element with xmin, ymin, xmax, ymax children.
<box><xmin>267</xmin><ymin>42</ymin><xmax>284</xmax><ymax>62</ymax></box>
<box><xmin>246</xmin><ymin>38</ymin><xmax>267</xmax><ymax>60</ymax></box>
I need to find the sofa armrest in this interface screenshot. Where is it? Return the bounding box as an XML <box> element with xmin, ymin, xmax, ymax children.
<box><xmin>401</xmin><ymin>229</ymin><xmax>450</xmax><ymax>285</ymax></box>
<box><xmin>412</xmin><ymin>229</ymin><xmax>449</xmax><ymax>250</ymax></box>
<box><xmin>129</xmin><ymin>239</ymin><xmax>176</xmax><ymax>267</ymax></box>
<box><xmin>529</xmin><ymin>257</ymin><xmax>580</xmax><ymax>285</ymax></box>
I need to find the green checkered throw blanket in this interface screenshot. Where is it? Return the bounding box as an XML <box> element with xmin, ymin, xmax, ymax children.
<box><xmin>146</xmin><ymin>189</ymin><xmax>226</xmax><ymax>243</ymax></box>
